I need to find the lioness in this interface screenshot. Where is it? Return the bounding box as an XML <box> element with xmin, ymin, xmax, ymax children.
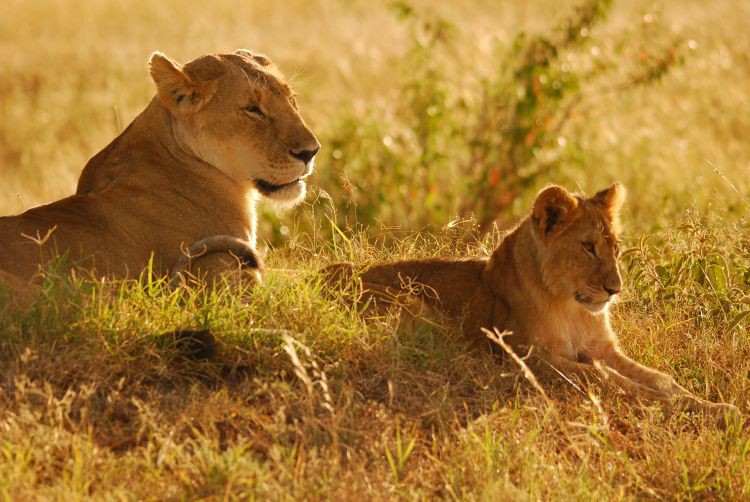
<box><xmin>324</xmin><ymin>183</ymin><xmax>740</xmax><ymax>424</ymax></box>
<box><xmin>0</xmin><ymin>50</ymin><xmax>318</xmax><ymax>305</ymax></box>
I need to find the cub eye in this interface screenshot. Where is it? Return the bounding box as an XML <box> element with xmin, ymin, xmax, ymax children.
<box><xmin>244</xmin><ymin>105</ymin><xmax>266</xmax><ymax>118</ymax></box>
<box><xmin>582</xmin><ymin>241</ymin><xmax>596</xmax><ymax>257</ymax></box>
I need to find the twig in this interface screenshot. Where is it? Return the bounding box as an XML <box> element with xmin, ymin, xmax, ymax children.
<box><xmin>482</xmin><ymin>327</ymin><xmax>586</xmax><ymax>460</ymax></box>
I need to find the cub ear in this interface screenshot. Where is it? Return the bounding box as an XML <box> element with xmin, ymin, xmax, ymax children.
<box><xmin>532</xmin><ymin>186</ymin><xmax>580</xmax><ymax>238</ymax></box>
<box><xmin>149</xmin><ymin>52</ymin><xmax>221</xmax><ymax>118</ymax></box>
<box><xmin>591</xmin><ymin>182</ymin><xmax>627</xmax><ymax>227</ymax></box>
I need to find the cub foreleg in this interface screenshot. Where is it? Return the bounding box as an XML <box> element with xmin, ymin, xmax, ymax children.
<box><xmin>596</xmin><ymin>344</ymin><xmax>741</xmax><ymax>426</ymax></box>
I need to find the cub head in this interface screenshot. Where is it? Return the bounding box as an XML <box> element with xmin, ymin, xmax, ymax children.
<box><xmin>149</xmin><ymin>49</ymin><xmax>320</xmax><ymax>206</ymax></box>
<box><xmin>530</xmin><ymin>183</ymin><xmax>626</xmax><ymax>313</ymax></box>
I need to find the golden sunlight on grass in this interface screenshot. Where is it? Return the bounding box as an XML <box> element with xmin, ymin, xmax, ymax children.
<box><xmin>1</xmin><ymin>0</ymin><xmax>749</xmax><ymax>499</ymax></box>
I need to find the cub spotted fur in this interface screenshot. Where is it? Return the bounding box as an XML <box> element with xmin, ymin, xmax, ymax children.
<box><xmin>324</xmin><ymin>183</ymin><xmax>740</xmax><ymax>424</ymax></box>
<box><xmin>0</xmin><ymin>50</ymin><xmax>318</xmax><ymax>309</ymax></box>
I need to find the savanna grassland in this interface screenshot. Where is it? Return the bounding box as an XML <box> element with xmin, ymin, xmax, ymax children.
<box><xmin>2</xmin><ymin>0</ymin><xmax>750</xmax><ymax>499</ymax></box>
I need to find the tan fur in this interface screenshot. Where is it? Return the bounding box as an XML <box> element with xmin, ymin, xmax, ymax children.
<box><xmin>0</xmin><ymin>50</ymin><xmax>319</xmax><ymax>298</ymax></box>
<box><xmin>324</xmin><ymin>183</ymin><xmax>740</xmax><ymax>425</ymax></box>
<box><xmin>169</xmin><ymin>235</ymin><xmax>264</xmax><ymax>289</ymax></box>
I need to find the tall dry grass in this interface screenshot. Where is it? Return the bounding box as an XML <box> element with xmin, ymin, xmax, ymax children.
<box><xmin>1</xmin><ymin>0</ymin><xmax>750</xmax><ymax>499</ymax></box>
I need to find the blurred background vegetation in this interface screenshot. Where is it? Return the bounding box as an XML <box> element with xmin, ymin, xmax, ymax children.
<box><xmin>0</xmin><ymin>0</ymin><xmax>748</xmax><ymax>242</ymax></box>
<box><xmin>2</xmin><ymin>2</ymin><xmax>750</xmax><ymax>498</ymax></box>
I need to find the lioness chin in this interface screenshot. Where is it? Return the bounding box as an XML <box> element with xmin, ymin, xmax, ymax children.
<box><xmin>323</xmin><ymin>183</ymin><xmax>741</xmax><ymax>427</ymax></box>
<box><xmin>0</xmin><ymin>49</ymin><xmax>319</xmax><ymax>309</ymax></box>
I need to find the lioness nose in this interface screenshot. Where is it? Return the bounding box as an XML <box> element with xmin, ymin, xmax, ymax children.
<box><xmin>289</xmin><ymin>146</ymin><xmax>320</xmax><ymax>165</ymax></box>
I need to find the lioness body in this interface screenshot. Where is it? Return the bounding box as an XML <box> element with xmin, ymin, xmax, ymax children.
<box><xmin>0</xmin><ymin>50</ymin><xmax>319</xmax><ymax>294</ymax></box>
<box><xmin>0</xmin><ymin>100</ymin><xmax>252</xmax><ymax>279</ymax></box>
<box><xmin>326</xmin><ymin>184</ymin><xmax>739</xmax><ymax>422</ymax></box>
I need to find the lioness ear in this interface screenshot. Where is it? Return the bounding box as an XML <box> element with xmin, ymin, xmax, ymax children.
<box><xmin>235</xmin><ymin>48</ymin><xmax>272</xmax><ymax>66</ymax></box>
<box><xmin>149</xmin><ymin>52</ymin><xmax>221</xmax><ymax>117</ymax></box>
<box><xmin>532</xmin><ymin>186</ymin><xmax>580</xmax><ymax>237</ymax></box>
<box><xmin>591</xmin><ymin>182</ymin><xmax>627</xmax><ymax>228</ymax></box>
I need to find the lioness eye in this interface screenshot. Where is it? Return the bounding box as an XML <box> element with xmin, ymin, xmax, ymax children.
<box><xmin>245</xmin><ymin>105</ymin><xmax>265</xmax><ymax>118</ymax></box>
<box><xmin>582</xmin><ymin>242</ymin><xmax>596</xmax><ymax>257</ymax></box>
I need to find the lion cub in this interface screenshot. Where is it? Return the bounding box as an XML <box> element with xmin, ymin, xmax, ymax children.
<box><xmin>324</xmin><ymin>183</ymin><xmax>740</xmax><ymax>423</ymax></box>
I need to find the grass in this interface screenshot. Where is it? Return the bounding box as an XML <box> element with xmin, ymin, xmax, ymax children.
<box><xmin>1</xmin><ymin>0</ymin><xmax>750</xmax><ymax>499</ymax></box>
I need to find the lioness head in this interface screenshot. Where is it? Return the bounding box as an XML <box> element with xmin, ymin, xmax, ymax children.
<box><xmin>149</xmin><ymin>49</ymin><xmax>320</xmax><ymax>205</ymax></box>
<box><xmin>531</xmin><ymin>183</ymin><xmax>625</xmax><ymax>313</ymax></box>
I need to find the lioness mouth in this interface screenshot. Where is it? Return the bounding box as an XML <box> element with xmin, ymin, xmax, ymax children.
<box><xmin>254</xmin><ymin>178</ymin><xmax>302</xmax><ymax>195</ymax></box>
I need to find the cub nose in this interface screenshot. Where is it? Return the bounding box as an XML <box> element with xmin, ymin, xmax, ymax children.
<box><xmin>289</xmin><ymin>146</ymin><xmax>320</xmax><ymax>165</ymax></box>
<box><xmin>604</xmin><ymin>284</ymin><xmax>621</xmax><ymax>296</ymax></box>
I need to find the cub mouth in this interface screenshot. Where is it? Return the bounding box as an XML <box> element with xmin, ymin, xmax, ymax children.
<box><xmin>574</xmin><ymin>292</ymin><xmax>590</xmax><ymax>303</ymax></box>
<box><xmin>574</xmin><ymin>292</ymin><xmax>609</xmax><ymax>313</ymax></box>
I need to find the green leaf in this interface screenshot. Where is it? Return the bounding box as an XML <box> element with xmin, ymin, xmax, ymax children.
<box><xmin>655</xmin><ymin>264</ymin><xmax>670</xmax><ymax>284</ymax></box>
<box><xmin>706</xmin><ymin>264</ymin><xmax>728</xmax><ymax>293</ymax></box>
<box><xmin>726</xmin><ymin>310</ymin><xmax>750</xmax><ymax>335</ymax></box>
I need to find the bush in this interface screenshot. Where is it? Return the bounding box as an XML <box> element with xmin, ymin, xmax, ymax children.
<box><xmin>295</xmin><ymin>0</ymin><xmax>684</xmax><ymax>243</ymax></box>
